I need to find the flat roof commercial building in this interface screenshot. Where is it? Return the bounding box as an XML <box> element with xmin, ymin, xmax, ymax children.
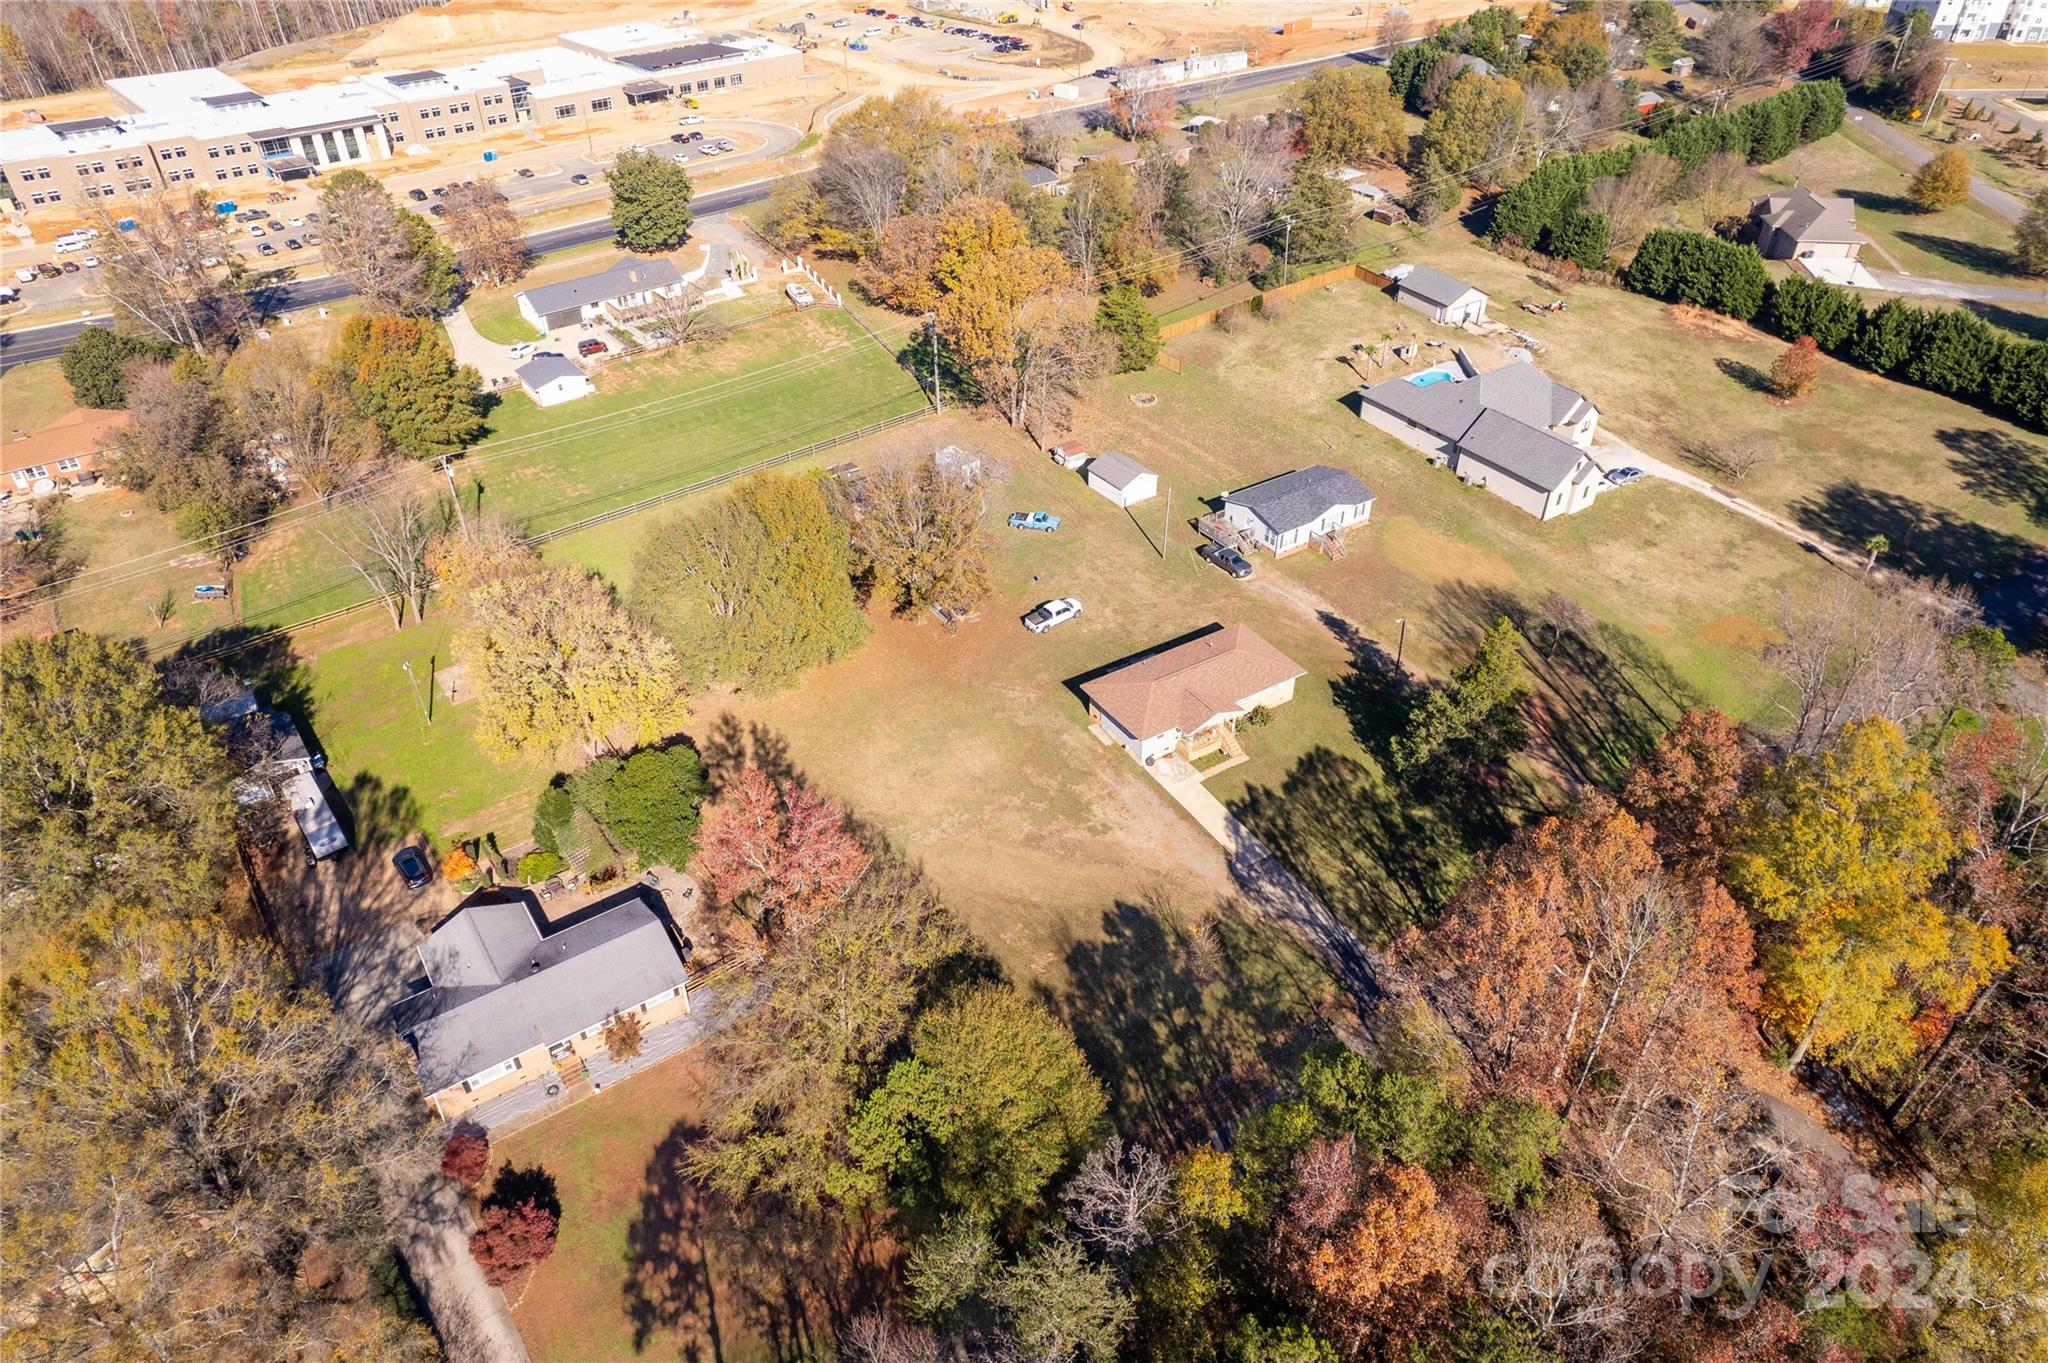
<box><xmin>0</xmin><ymin>21</ymin><xmax>799</xmax><ymax>214</ymax></box>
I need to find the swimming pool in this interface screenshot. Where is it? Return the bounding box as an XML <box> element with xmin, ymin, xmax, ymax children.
<box><xmin>1407</xmin><ymin>370</ymin><xmax>1456</xmax><ymax>388</ymax></box>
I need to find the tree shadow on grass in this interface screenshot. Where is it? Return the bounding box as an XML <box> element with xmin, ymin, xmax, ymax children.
<box><xmin>1940</xmin><ymin>425</ymin><xmax>2048</xmax><ymax>529</ymax></box>
<box><xmin>1039</xmin><ymin>887</ymin><xmax>1339</xmax><ymax>1147</ymax></box>
<box><xmin>1430</xmin><ymin>583</ymin><xmax>1700</xmax><ymax>789</ymax></box>
<box><xmin>1840</xmin><ymin>186</ymin><xmax>1925</xmax><ymax>218</ymax></box>
<box><xmin>1896</xmin><ymin>230</ymin><xmax>2022</xmax><ymax>279</ymax></box>
<box><xmin>486</xmin><ymin>1162</ymin><xmax>562</xmax><ymax>1219</ymax></box>
<box><xmin>1792</xmin><ymin>481</ymin><xmax>2037</xmax><ymax>584</ymax></box>
<box><xmin>1715</xmin><ymin>356</ymin><xmax>1774</xmax><ymax>395</ymax></box>
<box><xmin>696</xmin><ymin>712</ymin><xmax>800</xmax><ymax>794</ymax></box>
<box><xmin>1962</xmin><ymin>301</ymin><xmax>2048</xmax><ymax>341</ymax></box>
<box><xmin>622</xmin><ymin>1123</ymin><xmax>888</xmax><ymax>1363</ymax></box>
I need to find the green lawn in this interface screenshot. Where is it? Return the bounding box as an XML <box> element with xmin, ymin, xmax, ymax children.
<box><xmin>231</xmin><ymin>306</ymin><xmax>929</xmax><ymax>627</ymax></box>
<box><xmin>26</xmin><ymin>489</ymin><xmax>221</xmax><ymax>645</ymax></box>
<box><xmin>466</xmin><ymin>290</ymin><xmax>541</xmax><ymax>345</ymax></box>
<box><xmin>1</xmin><ymin>359</ymin><xmax>77</xmax><ymax>435</ymax></box>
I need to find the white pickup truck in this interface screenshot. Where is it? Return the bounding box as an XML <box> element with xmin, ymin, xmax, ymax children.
<box><xmin>1023</xmin><ymin>598</ymin><xmax>1083</xmax><ymax>633</ymax></box>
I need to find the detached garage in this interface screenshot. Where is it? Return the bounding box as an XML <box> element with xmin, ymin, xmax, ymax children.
<box><xmin>1392</xmin><ymin>264</ymin><xmax>1489</xmax><ymax>326</ymax></box>
<box><xmin>516</xmin><ymin>354</ymin><xmax>596</xmax><ymax>408</ymax></box>
<box><xmin>1086</xmin><ymin>451</ymin><xmax>1158</xmax><ymax>508</ymax></box>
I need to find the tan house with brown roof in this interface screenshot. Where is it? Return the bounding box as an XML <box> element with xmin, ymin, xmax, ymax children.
<box><xmin>5</xmin><ymin>405</ymin><xmax>129</xmax><ymax>493</ymax></box>
<box><xmin>1081</xmin><ymin>623</ymin><xmax>1305</xmax><ymax>766</ymax></box>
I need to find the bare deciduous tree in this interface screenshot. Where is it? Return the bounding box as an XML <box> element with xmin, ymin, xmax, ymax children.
<box><xmin>1583</xmin><ymin>152</ymin><xmax>1679</xmax><ymax>250</ymax></box>
<box><xmin>819</xmin><ymin>134</ymin><xmax>910</xmax><ymax>243</ymax></box>
<box><xmin>89</xmin><ymin>194</ymin><xmax>247</xmax><ymax>352</ymax></box>
<box><xmin>320</xmin><ymin>176</ymin><xmax>443</xmax><ymax>315</ymax></box>
<box><xmin>1060</xmin><ymin>1136</ymin><xmax>1178</xmax><ymax>1260</ymax></box>
<box><xmin>228</xmin><ymin>340</ymin><xmax>383</xmax><ymax>500</ymax></box>
<box><xmin>981</xmin><ymin>292</ymin><xmax>1112</xmax><ymax>437</ymax></box>
<box><xmin>1767</xmin><ymin>577</ymin><xmax>1988</xmax><ymax>755</ymax></box>
<box><xmin>444</xmin><ymin>178</ymin><xmax>527</xmax><ymax>285</ymax></box>
<box><xmin>621</xmin><ymin>280</ymin><xmax>712</xmax><ymax>349</ymax></box>
<box><xmin>1685</xmin><ymin>150</ymin><xmax>1753</xmax><ymax>229</ymax></box>
<box><xmin>1021</xmin><ymin>109</ymin><xmax>1083</xmax><ymax>169</ymax></box>
<box><xmin>320</xmin><ymin>488</ymin><xmax>447</xmax><ymax>631</ymax></box>
<box><xmin>1699</xmin><ymin>11</ymin><xmax>1775</xmax><ymax>89</ymax></box>
<box><xmin>1681</xmin><ymin>429</ymin><xmax>1774</xmax><ymax>481</ymax></box>
<box><xmin>1190</xmin><ymin>116</ymin><xmax>1295</xmax><ymax>276</ymax></box>
<box><xmin>833</xmin><ymin>453</ymin><xmax>994</xmax><ymax>615</ymax></box>
<box><xmin>839</xmin><ymin>1315</ymin><xmax>948</xmax><ymax>1363</ymax></box>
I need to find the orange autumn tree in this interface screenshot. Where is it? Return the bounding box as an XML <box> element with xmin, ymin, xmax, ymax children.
<box><xmin>1411</xmin><ymin>794</ymin><xmax>1758</xmax><ymax>1113</ymax></box>
<box><xmin>1621</xmin><ymin>709</ymin><xmax>1754</xmax><ymax>875</ymax></box>
<box><xmin>1272</xmin><ymin>1139</ymin><xmax>1462</xmax><ymax>1360</ymax></box>
<box><xmin>691</xmin><ymin>766</ymin><xmax>869</xmax><ymax>946</ymax></box>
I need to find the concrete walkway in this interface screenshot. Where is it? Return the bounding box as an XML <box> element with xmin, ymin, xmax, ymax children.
<box><xmin>1865</xmin><ymin>270</ymin><xmax>2048</xmax><ymax>302</ymax></box>
<box><xmin>1145</xmin><ymin>762</ymin><xmax>1388</xmax><ymax>1007</ymax></box>
<box><xmin>1852</xmin><ymin>112</ymin><xmax>2028</xmax><ymax>223</ymax></box>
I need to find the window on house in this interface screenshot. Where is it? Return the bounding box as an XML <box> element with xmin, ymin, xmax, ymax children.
<box><xmin>696</xmin><ymin>79</ymin><xmax>710</xmax><ymax>91</ymax></box>
<box><xmin>713</xmin><ymin>76</ymin><xmax>727</xmax><ymax>88</ymax></box>
<box><xmin>554</xmin><ymin>103</ymin><xmax>577</xmax><ymax>118</ymax></box>
<box><xmin>590</xmin><ymin>97</ymin><xmax>613</xmax><ymax>112</ymax></box>
<box><xmin>55</xmin><ymin>458</ymin><xmax>81</xmax><ymax>472</ymax></box>
<box><xmin>731</xmin><ymin>73</ymin><xmax>743</xmax><ymax>86</ymax></box>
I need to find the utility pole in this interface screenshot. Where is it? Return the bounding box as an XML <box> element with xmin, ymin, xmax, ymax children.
<box><xmin>1162</xmin><ymin>486</ymin><xmax>1170</xmax><ymax>558</ymax></box>
<box><xmin>1282</xmin><ymin>215</ymin><xmax>1294</xmax><ymax>285</ymax></box>
<box><xmin>439</xmin><ymin>457</ymin><xmax>468</xmax><ymax>535</ymax></box>
<box><xmin>400</xmin><ymin>659</ymin><xmax>432</xmax><ymax>727</ymax></box>
<box><xmin>1927</xmin><ymin>57</ymin><xmax>1960</xmax><ymax>131</ymax></box>
<box><xmin>1394</xmin><ymin>615</ymin><xmax>1407</xmax><ymax>669</ymax></box>
<box><xmin>929</xmin><ymin>315</ymin><xmax>941</xmax><ymax>411</ymax></box>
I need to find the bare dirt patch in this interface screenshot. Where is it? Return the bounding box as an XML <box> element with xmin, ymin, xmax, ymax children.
<box><xmin>1696</xmin><ymin>612</ymin><xmax>1775</xmax><ymax>653</ymax></box>
<box><xmin>1375</xmin><ymin>515</ymin><xmax>1519</xmax><ymax>589</ymax></box>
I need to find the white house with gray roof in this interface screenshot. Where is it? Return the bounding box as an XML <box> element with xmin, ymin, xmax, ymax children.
<box><xmin>1221</xmin><ymin>465</ymin><xmax>1376</xmax><ymax>556</ymax></box>
<box><xmin>1358</xmin><ymin>351</ymin><xmax>1608</xmax><ymax>521</ymax></box>
<box><xmin>1391</xmin><ymin>264</ymin><xmax>1490</xmax><ymax>326</ymax></box>
<box><xmin>516</xmin><ymin>257</ymin><xmax>686</xmax><ymax>332</ymax></box>
<box><xmin>515</xmin><ymin>353</ymin><xmax>596</xmax><ymax>407</ymax></box>
<box><xmin>392</xmin><ymin>886</ymin><xmax>691</xmax><ymax>1117</ymax></box>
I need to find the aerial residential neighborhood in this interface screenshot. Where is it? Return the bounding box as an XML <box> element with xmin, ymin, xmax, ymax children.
<box><xmin>5</xmin><ymin>2</ymin><xmax>2048</xmax><ymax>1362</ymax></box>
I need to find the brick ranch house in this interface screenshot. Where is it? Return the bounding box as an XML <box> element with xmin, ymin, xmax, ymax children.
<box><xmin>1081</xmin><ymin>623</ymin><xmax>1305</xmax><ymax>768</ymax></box>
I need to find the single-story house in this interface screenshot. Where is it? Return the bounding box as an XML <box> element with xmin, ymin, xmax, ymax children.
<box><xmin>1086</xmin><ymin>450</ymin><xmax>1158</xmax><ymax>507</ymax></box>
<box><xmin>1358</xmin><ymin>350</ymin><xmax>1608</xmax><ymax>521</ymax></box>
<box><xmin>516</xmin><ymin>354</ymin><xmax>597</xmax><ymax>407</ymax></box>
<box><xmin>1082</xmin><ymin>623</ymin><xmax>1306</xmax><ymax>766</ymax></box>
<box><xmin>1451</xmin><ymin>53</ymin><xmax>1497</xmax><ymax>78</ymax></box>
<box><xmin>391</xmin><ymin>885</ymin><xmax>692</xmax><ymax>1118</ymax></box>
<box><xmin>1749</xmin><ymin>186</ymin><xmax>1864</xmax><ymax>263</ymax></box>
<box><xmin>516</xmin><ymin>256</ymin><xmax>686</xmax><ymax>332</ymax></box>
<box><xmin>5</xmin><ymin>405</ymin><xmax>128</xmax><ymax>493</ymax></box>
<box><xmin>1391</xmin><ymin>264</ymin><xmax>1489</xmax><ymax>326</ymax></box>
<box><xmin>201</xmin><ymin>689</ymin><xmax>348</xmax><ymax>860</ymax></box>
<box><xmin>1220</xmin><ymin>465</ymin><xmax>1375</xmax><ymax>556</ymax></box>
<box><xmin>1329</xmin><ymin>165</ymin><xmax>1393</xmax><ymax>211</ymax></box>
<box><xmin>1021</xmin><ymin>164</ymin><xmax>1068</xmax><ymax>195</ymax></box>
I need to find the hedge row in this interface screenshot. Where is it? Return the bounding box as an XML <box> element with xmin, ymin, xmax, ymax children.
<box><xmin>1490</xmin><ymin>81</ymin><xmax>1848</xmax><ymax>253</ymax></box>
<box><xmin>1623</xmin><ymin>230</ymin><xmax>2048</xmax><ymax>432</ymax></box>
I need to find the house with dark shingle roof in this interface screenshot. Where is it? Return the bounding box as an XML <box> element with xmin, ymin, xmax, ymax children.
<box><xmin>1749</xmin><ymin>186</ymin><xmax>1863</xmax><ymax>263</ymax></box>
<box><xmin>516</xmin><ymin>256</ymin><xmax>686</xmax><ymax>332</ymax></box>
<box><xmin>1081</xmin><ymin>623</ymin><xmax>1306</xmax><ymax>766</ymax></box>
<box><xmin>1358</xmin><ymin>351</ymin><xmax>1609</xmax><ymax>521</ymax></box>
<box><xmin>391</xmin><ymin>886</ymin><xmax>691</xmax><ymax>1118</ymax></box>
<box><xmin>1221</xmin><ymin>465</ymin><xmax>1375</xmax><ymax>556</ymax></box>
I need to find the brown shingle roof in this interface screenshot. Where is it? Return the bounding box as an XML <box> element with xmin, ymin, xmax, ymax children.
<box><xmin>3</xmin><ymin>405</ymin><xmax>129</xmax><ymax>475</ymax></box>
<box><xmin>1081</xmin><ymin>624</ymin><xmax>1305</xmax><ymax>740</ymax></box>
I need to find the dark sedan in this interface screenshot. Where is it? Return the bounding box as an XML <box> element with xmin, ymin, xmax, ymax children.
<box><xmin>391</xmin><ymin>845</ymin><xmax>433</xmax><ymax>890</ymax></box>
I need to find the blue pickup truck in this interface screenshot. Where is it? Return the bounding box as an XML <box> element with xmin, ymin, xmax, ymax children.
<box><xmin>1007</xmin><ymin>510</ymin><xmax>1061</xmax><ymax>533</ymax></box>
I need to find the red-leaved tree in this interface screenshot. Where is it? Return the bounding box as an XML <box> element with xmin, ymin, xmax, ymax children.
<box><xmin>691</xmin><ymin>766</ymin><xmax>869</xmax><ymax>946</ymax></box>
<box><xmin>1769</xmin><ymin>335</ymin><xmax>1822</xmax><ymax>400</ymax></box>
<box><xmin>1768</xmin><ymin>0</ymin><xmax>1840</xmax><ymax>73</ymax></box>
<box><xmin>469</xmin><ymin>1198</ymin><xmax>558</xmax><ymax>1286</ymax></box>
<box><xmin>1621</xmin><ymin>708</ymin><xmax>1753</xmax><ymax>874</ymax></box>
<box><xmin>440</xmin><ymin>1124</ymin><xmax>491</xmax><ymax>1190</ymax></box>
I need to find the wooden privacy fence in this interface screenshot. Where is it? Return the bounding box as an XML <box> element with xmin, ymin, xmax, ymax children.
<box><xmin>1156</xmin><ymin>262</ymin><xmax>1395</xmax><ymax>341</ymax></box>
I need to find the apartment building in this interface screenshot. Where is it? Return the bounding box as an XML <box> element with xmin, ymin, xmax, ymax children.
<box><xmin>1890</xmin><ymin>0</ymin><xmax>2048</xmax><ymax>42</ymax></box>
<box><xmin>0</xmin><ymin>22</ymin><xmax>800</xmax><ymax>214</ymax></box>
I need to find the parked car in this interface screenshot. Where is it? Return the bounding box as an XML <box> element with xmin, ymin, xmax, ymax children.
<box><xmin>14</xmin><ymin>267</ymin><xmax>35</xmax><ymax>284</ymax></box>
<box><xmin>428</xmin><ymin>203</ymin><xmax>446</xmax><ymax>216</ymax></box>
<box><xmin>256</xmin><ymin>242</ymin><xmax>278</xmax><ymax>256</ymax></box>
<box><xmin>60</xmin><ymin>260</ymin><xmax>79</xmax><ymax>273</ymax></box>
<box><xmin>508</xmin><ymin>341</ymin><xmax>538</xmax><ymax>360</ymax></box>
<box><xmin>391</xmin><ymin>845</ymin><xmax>433</xmax><ymax>890</ymax></box>
<box><xmin>407</xmin><ymin>187</ymin><xmax>429</xmax><ymax>201</ymax></box>
<box><xmin>570</xmin><ymin>172</ymin><xmax>591</xmax><ymax>186</ymax></box>
<box><xmin>785</xmin><ymin>280</ymin><xmax>815</xmax><ymax>307</ymax></box>
<box><xmin>1023</xmin><ymin>598</ymin><xmax>1083</xmax><ymax>633</ymax></box>
<box><xmin>35</xmin><ymin>262</ymin><xmax>60</xmax><ymax>278</ymax></box>
<box><xmin>266</xmin><ymin>220</ymin><xmax>285</xmax><ymax>232</ymax></box>
<box><xmin>1605</xmin><ymin>466</ymin><xmax>1645</xmax><ymax>486</ymax></box>
<box><xmin>516</xmin><ymin>166</ymin><xmax>535</xmax><ymax>178</ymax></box>
<box><xmin>1007</xmin><ymin>510</ymin><xmax>1061</xmax><ymax>533</ymax></box>
<box><xmin>286</xmin><ymin>216</ymin><xmax>305</xmax><ymax>227</ymax></box>
<box><xmin>1197</xmin><ymin>542</ymin><xmax>1254</xmax><ymax>579</ymax></box>
<box><xmin>577</xmin><ymin>338</ymin><xmax>608</xmax><ymax>357</ymax></box>
<box><xmin>678</xmin><ymin>114</ymin><xmax>705</xmax><ymax>125</ymax></box>
<box><xmin>248</xmin><ymin>224</ymin><xmax>265</xmax><ymax>237</ymax></box>
<box><xmin>81</xmin><ymin>254</ymin><xmax>99</xmax><ymax>268</ymax></box>
<box><xmin>684</xmin><ymin>131</ymin><xmax>704</xmax><ymax>142</ymax></box>
<box><xmin>199</xmin><ymin>255</ymin><xmax>221</xmax><ymax>267</ymax></box>
<box><xmin>192</xmin><ymin>583</ymin><xmax>230</xmax><ymax>600</ymax></box>
<box><xmin>304</xmin><ymin>231</ymin><xmax>321</xmax><ymax>245</ymax></box>
<box><xmin>698</xmin><ymin>143</ymin><xmax>723</xmax><ymax>156</ymax></box>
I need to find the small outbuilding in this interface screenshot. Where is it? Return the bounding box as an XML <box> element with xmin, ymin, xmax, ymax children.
<box><xmin>1220</xmin><ymin>465</ymin><xmax>1375</xmax><ymax>556</ymax></box>
<box><xmin>1392</xmin><ymin>264</ymin><xmax>1489</xmax><ymax>326</ymax></box>
<box><xmin>516</xmin><ymin>354</ymin><xmax>597</xmax><ymax>408</ymax></box>
<box><xmin>1086</xmin><ymin>450</ymin><xmax>1159</xmax><ymax>508</ymax></box>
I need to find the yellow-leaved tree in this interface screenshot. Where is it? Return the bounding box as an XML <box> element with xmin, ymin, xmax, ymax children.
<box><xmin>1729</xmin><ymin>718</ymin><xmax>2011</xmax><ymax>1072</ymax></box>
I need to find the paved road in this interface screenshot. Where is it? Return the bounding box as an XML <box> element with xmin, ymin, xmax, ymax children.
<box><xmin>0</xmin><ymin>46</ymin><xmax>1385</xmax><ymax>374</ymax></box>
<box><xmin>1852</xmin><ymin>111</ymin><xmax>2029</xmax><ymax>223</ymax></box>
<box><xmin>1867</xmin><ymin>269</ymin><xmax>2048</xmax><ymax>301</ymax></box>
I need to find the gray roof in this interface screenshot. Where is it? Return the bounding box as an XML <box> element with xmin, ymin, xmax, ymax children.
<box><xmin>618</xmin><ymin>42</ymin><xmax>745</xmax><ymax>72</ymax></box>
<box><xmin>516</xmin><ymin>354</ymin><xmax>588</xmax><ymax>388</ymax></box>
<box><xmin>1360</xmin><ymin>360</ymin><xmax>1590</xmax><ymax>445</ymax></box>
<box><xmin>1396</xmin><ymin>264</ymin><xmax>1486</xmax><ymax>309</ymax></box>
<box><xmin>1454</xmin><ymin>408</ymin><xmax>1588</xmax><ymax>492</ymax></box>
<box><xmin>1225</xmin><ymin>465</ymin><xmax>1375</xmax><ymax>535</ymax></box>
<box><xmin>1088</xmin><ymin>450</ymin><xmax>1155</xmax><ymax>490</ymax></box>
<box><xmin>1021</xmin><ymin>164</ymin><xmax>1062</xmax><ymax>187</ymax></box>
<box><xmin>397</xmin><ymin>888</ymin><xmax>688</xmax><ymax>1094</ymax></box>
<box><xmin>519</xmin><ymin>257</ymin><xmax>682</xmax><ymax>317</ymax></box>
<box><xmin>1451</xmin><ymin>53</ymin><xmax>1496</xmax><ymax>77</ymax></box>
<box><xmin>1753</xmin><ymin>187</ymin><xmax>1861</xmax><ymax>245</ymax></box>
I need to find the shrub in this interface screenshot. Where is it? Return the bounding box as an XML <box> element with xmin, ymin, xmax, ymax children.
<box><xmin>1242</xmin><ymin>704</ymin><xmax>1275</xmax><ymax>729</ymax></box>
<box><xmin>1622</xmin><ymin>229</ymin><xmax>1770</xmax><ymax>321</ymax></box>
<box><xmin>531</xmin><ymin>783</ymin><xmax>574</xmax><ymax>855</ymax></box>
<box><xmin>518</xmin><ymin>850</ymin><xmax>567</xmax><ymax>884</ymax></box>
<box><xmin>1096</xmin><ymin>283</ymin><xmax>1161</xmax><ymax>372</ymax></box>
<box><xmin>440</xmin><ymin>1126</ymin><xmax>490</xmax><ymax>1189</ymax></box>
<box><xmin>1909</xmin><ymin>147</ymin><xmax>1972</xmax><ymax>211</ymax></box>
<box><xmin>1765</xmin><ymin>276</ymin><xmax>1865</xmax><ymax>350</ymax></box>
<box><xmin>469</xmin><ymin>1198</ymin><xmax>558</xmax><ymax>1286</ymax></box>
<box><xmin>602</xmin><ymin>1010</ymin><xmax>645</xmax><ymax>1062</ymax></box>
<box><xmin>1770</xmin><ymin>335</ymin><xmax>1823</xmax><ymax>399</ymax></box>
<box><xmin>440</xmin><ymin>846</ymin><xmax>478</xmax><ymax>884</ymax></box>
<box><xmin>59</xmin><ymin>329</ymin><xmax>176</xmax><ymax>409</ymax></box>
<box><xmin>597</xmin><ymin>745</ymin><xmax>709</xmax><ymax>870</ymax></box>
